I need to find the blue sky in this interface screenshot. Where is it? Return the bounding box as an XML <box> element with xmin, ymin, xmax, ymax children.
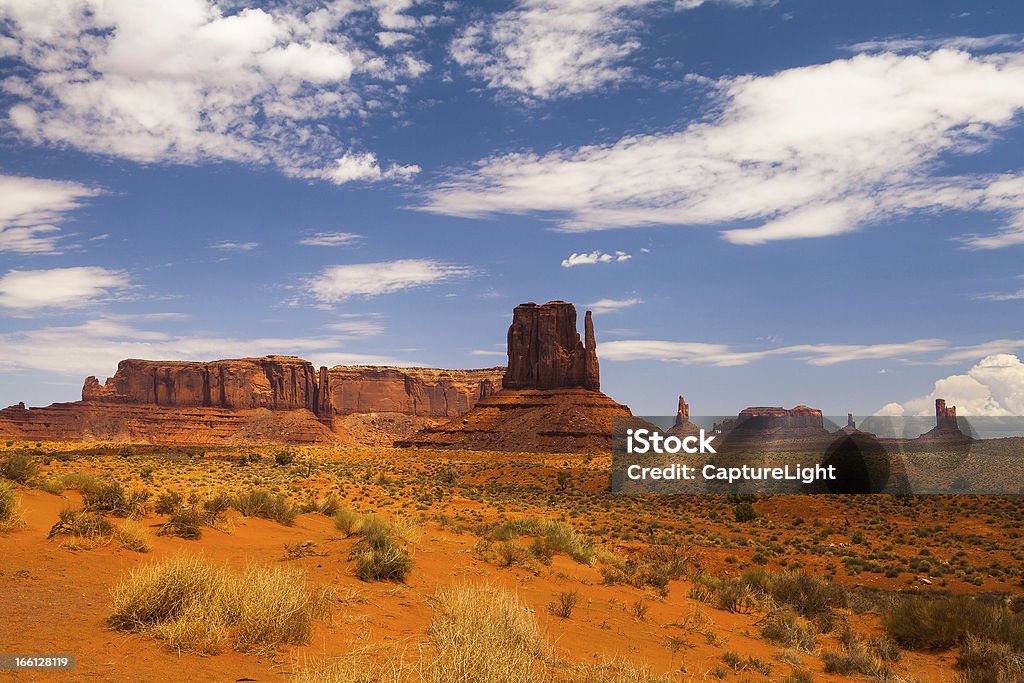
<box><xmin>2</xmin><ymin>0</ymin><xmax>1024</xmax><ymax>418</ymax></box>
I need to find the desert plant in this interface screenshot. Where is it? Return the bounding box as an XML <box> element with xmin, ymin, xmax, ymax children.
<box><xmin>548</xmin><ymin>590</ymin><xmax>578</xmax><ymax>619</ymax></box>
<box><xmin>883</xmin><ymin>595</ymin><xmax>1024</xmax><ymax>650</ymax></box>
<box><xmin>760</xmin><ymin>608</ymin><xmax>817</xmax><ymax>652</ymax></box>
<box><xmin>154</xmin><ymin>490</ymin><xmax>183</xmax><ymax>515</ymax></box>
<box><xmin>47</xmin><ymin>508</ymin><xmax>114</xmax><ymax>549</ymax></box>
<box><xmin>232</xmin><ymin>489</ymin><xmax>297</xmax><ymax>525</ymax></box>
<box><xmin>733</xmin><ymin>501</ymin><xmax>757</xmax><ymax>522</ymax></box>
<box><xmin>81</xmin><ymin>479</ymin><xmax>150</xmax><ymax>517</ymax></box>
<box><xmin>332</xmin><ymin>507</ymin><xmax>362</xmax><ymax>536</ymax></box>
<box><xmin>351</xmin><ymin>516</ymin><xmax>413</xmax><ymax>582</ymax></box>
<box><xmin>109</xmin><ymin>554</ymin><xmax>330</xmax><ymax>654</ymax></box>
<box><xmin>491</xmin><ymin>517</ymin><xmax>597</xmax><ymax>565</ymax></box>
<box><xmin>0</xmin><ymin>480</ymin><xmax>25</xmax><ymax>532</ymax></box>
<box><xmin>116</xmin><ymin>519</ymin><xmax>153</xmax><ymax>552</ymax></box>
<box><xmin>201</xmin><ymin>491</ymin><xmax>232</xmax><ymax>524</ymax></box>
<box><xmin>159</xmin><ymin>507</ymin><xmax>203</xmax><ymax>540</ymax></box>
<box><xmin>425</xmin><ymin>582</ymin><xmax>549</xmax><ymax>682</ymax></box>
<box><xmin>1</xmin><ymin>452</ymin><xmax>38</xmax><ymax>483</ymax></box>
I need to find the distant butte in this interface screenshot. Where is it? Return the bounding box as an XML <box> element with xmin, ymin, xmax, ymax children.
<box><xmin>0</xmin><ymin>357</ymin><xmax>503</xmax><ymax>446</ymax></box>
<box><xmin>399</xmin><ymin>301</ymin><xmax>631</xmax><ymax>453</ymax></box>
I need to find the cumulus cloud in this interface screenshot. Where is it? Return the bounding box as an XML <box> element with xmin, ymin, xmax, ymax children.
<box><xmin>561</xmin><ymin>250</ymin><xmax>631</xmax><ymax>267</ymax></box>
<box><xmin>0</xmin><ymin>0</ymin><xmax>425</xmax><ymax>183</ymax></box>
<box><xmin>879</xmin><ymin>354</ymin><xmax>1024</xmax><ymax>416</ymax></box>
<box><xmin>324</xmin><ymin>152</ymin><xmax>420</xmax><ymax>184</ymax></box>
<box><xmin>586</xmin><ymin>297</ymin><xmax>643</xmax><ymax>313</ymax></box>
<box><xmin>0</xmin><ymin>174</ymin><xmax>100</xmax><ymax>254</ymax></box>
<box><xmin>305</xmin><ymin>259</ymin><xmax>473</xmax><ymax>301</ymax></box>
<box><xmin>422</xmin><ymin>50</ymin><xmax>1024</xmax><ymax>247</ymax></box>
<box><xmin>0</xmin><ymin>266</ymin><xmax>131</xmax><ymax>310</ymax></box>
<box><xmin>298</xmin><ymin>231</ymin><xmax>363</xmax><ymax>247</ymax></box>
<box><xmin>451</xmin><ymin>0</ymin><xmax>765</xmax><ymax>100</ymax></box>
<box><xmin>0</xmin><ymin>316</ymin><xmax>416</xmax><ymax>378</ymax></box>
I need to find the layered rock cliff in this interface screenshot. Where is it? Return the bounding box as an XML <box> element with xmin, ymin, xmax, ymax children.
<box><xmin>83</xmin><ymin>356</ymin><xmax>319</xmax><ymax>411</ymax></box>
<box><xmin>3</xmin><ymin>356</ymin><xmax>504</xmax><ymax>445</ymax></box>
<box><xmin>326</xmin><ymin>366</ymin><xmax>502</xmax><ymax>419</ymax></box>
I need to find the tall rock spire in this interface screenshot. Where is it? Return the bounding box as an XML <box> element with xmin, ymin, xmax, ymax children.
<box><xmin>503</xmin><ymin>301</ymin><xmax>601</xmax><ymax>390</ymax></box>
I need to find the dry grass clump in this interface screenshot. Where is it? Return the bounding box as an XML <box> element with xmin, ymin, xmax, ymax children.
<box><xmin>233</xmin><ymin>489</ymin><xmax>298</xmax><ymax>525</ymax></box>
<box><xmin>333</xmin><ymin>507</ymin><xmax>362</xmax><ymax>536</ymax></box>
<box><xmin>760</xmin><ymin>608</ymin><xmax>818</xmax><ymax>652</ymax></box>
<box><xmin>600</xmin><ymin>540</ymin><xmax>698</xmax><ymax>590</ymax></box>
<box><xmin>48</xmin><ymin>507</ymin><xmax>114</xmax><ymax>549</ymax></box>
<box><xmin>957</xmin><ymin>635</ymin><xmax>1024</xmax><ymax>682</ymax></box>
<box><xmin>884</xmin><ymin>595</ymin><xmax>1024</xmax><ymax>650</ymax></box>
<box><xmin>109</xmin><ymin>553</ymin><xmax>331</xmax><ymax>654</ymax></box>
<box><xmin>490</xmin><ymin>517</ymin><xmax>597</xmax><ymax>565</ymax></box>
<box><xmin>351</xmin><ymin>515</ymin><xmax>414</xmax><ymax>582</ymax></box>
<box><xmin>115</xmin><ymin>519</ymin><xmax>153</xmax><ymax>552</ymax></box>
<box><xmin>158</xmin><ymin>507</ymin><xmax>203</xmax><ymax>540</ymax></box>
<box><xmin>0</xmin><ymin>480</ymin><xmax>26</xmax><ymax>532</ymax></box>
<box><xmin>81</xmin><ymin>478</ymin><xmax>151</xmax><ymax>517</ymax></box>
<box><xmin>424</xmin><ymin>582</ymin><xmax>549</xmax><ymax>682</ymax></box>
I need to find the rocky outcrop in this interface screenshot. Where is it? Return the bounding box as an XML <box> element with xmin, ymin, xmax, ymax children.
<box><xmin>325</xmin><ymin>366</ymin><xmax>503</xmax><ymax>419</ymax></box>
<box><xmin>503</xmin><ymin>301</ymin><xmax>600</xmax><ymax>390</ymax></box>
<box><xmin>401</xmin><ymin>301</ymin><xmax>631</xmax><ymax>453</ymax></box>
<box><xmin>4</xmin><ymin>355</ymin><xmax>504</xmax><ymax>445</ymax></box>
<box><xmin>920</xmin><ymin>398</ymin><xmax>970</xmax><ymax>440</ymax></box>
<box><xmin>83</xmin><ymin>356</ymin><xmax>319</xmax><ymax>412</ymax></box>
<box><xmin>737</xmin><ymin>405</ymin><xmax>826</xmax><ymax>432</ymax></box>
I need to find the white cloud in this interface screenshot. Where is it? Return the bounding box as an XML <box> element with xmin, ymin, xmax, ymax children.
<box><xmin>422</xmin><ymin>50</ymin><xmax>1024</xmax><ymax>247</ymax></box>
<box><xmin>586</xmin><ymin>297</ymin><xmax>643</xmax><ymax>313</ymax></box>
<box><xmin>211</xmin><ymin>240</ymin><xmax>259</xmax><ymax>251</ymax></box>
<box><xmin>561</xmin><ymin>250</ymin><xmax>631</xmax><ymax>267</ymax></box>
<box><xmin>0</xmin><ymin>266</ymin><xmax>130</xmax><ymax>310</ymax></box>
<box><xmin>0</xmin><ymin>174</ymin><xmax>99</xmax><ymax>254</ymax></box>
<box><xmin>0</xmin><ymin>316</ymin><xmax>417</xmax><ymax>378</ymax></box>
<box><xmin>469</xmin><ymin>349</ymin><xmax>506</xmax><ymax>357</ymax></box>
<box><xmin>848</xmin><ymin>34</ymin><xmax>1024</xmax><ymax>54</ymax></box>
<box><xmin>305</xmin><ymin>259</ymin><xmax>473</xmax><ymax>301</ymax></box>
<box><xmin>601</xmin><ymin>338</ymin><xmax>948</xmax><ymax>367</ymax></box>
<box><xmin>324</xmin><ymin>152</ymin><xmax>420</xmax><ymax>185</ymax></box>
<box><xmin>0</xmin><ymin>0</ymin><xmax>425</xmax><ymax>182</ymax></box>
<box><xmin>450</xmin><ymin>0</ymin><xmax>764</xmax><ymax>100</ymax></box>
<box><xmin>324</xmin><ymin>316</ymin><xmax>385</xmax><ymax>337</ymax></box>
<box><xmin>299</xmin><ymin>231</ymin><xmax>363</xmax><ymax>247</ymax></box>
<box><xmin>881</xmin><ymin>354</ymin><xmax>1024</xmax><ymax>416</ymax></box>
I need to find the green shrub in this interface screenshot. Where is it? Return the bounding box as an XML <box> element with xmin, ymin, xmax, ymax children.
<box><xmin>154</xmin><ymin>491</ymin><xmax>183</xmax><ymax>515</ymax></box>
<box><xmin>733</xmin><ymin>501</ymin><xmax>757</xmax><ymax>522</ymax></box>
<box><xmin>159</xmin><ymin>508</ymin><xmax>203</xmax><ymax>540</ymax></box>
<box><xmin>350</xmin><ymin>515</ymin><xmax>413</xmax><ymax>582</ymax></box>
<box><xmin>1</xmin><ymin>453</ymin><xmax>38</xmax><ymax>483</ymax></box>
<box><xmin>884</xmin><ymin>595</ymin><xmax>1024</xmax><ymax>651</ymax></box>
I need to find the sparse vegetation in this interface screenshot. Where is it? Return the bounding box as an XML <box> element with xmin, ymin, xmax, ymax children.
<box><xmin>232</xmin><ymin>489</ymin><xmax>297</xmax><ymax>525</ymax></box>
<box><xmin>1</xmin><ymin>452</ymin><xmax>38</xmax><ymax>483</ymax></box>
<box><xmin>108</xmin><ymin>554</ymin><xmax>331</xmax><ymax>654</ymax></box>
<box><xmin>0</xmin><ymin>481</ymin><xmax>25</xmax><ymax>532</ymax></box>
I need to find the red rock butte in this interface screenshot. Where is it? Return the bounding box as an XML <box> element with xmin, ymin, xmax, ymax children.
<box><xmin>400</xmin><ymin>301</ymin><xmax>632</xmax><ymax>453</ymax></box>
<box><xmin>0</xmin><ymin>356</ymin><xmax>503</xmax><ymax>445</ymax></box>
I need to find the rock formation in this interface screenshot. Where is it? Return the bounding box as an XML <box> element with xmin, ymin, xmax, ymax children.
<box><xmin>400</xmin><ymin>301</ymin><xmax>631</xmax><ymax>453</ymax></box>
<box><xmin>83</xmin><ymin>356</ymin><xmax>320</xmax><ymax>412</ymax></box>
<box><xmin>325</xmin><ymin>366</ymin><xmax>502</xmax><ymax>419</ymax></box>
<box><xmin>919</xmin><ymin>398</ymin><xmax>970</xmax><ymax>440</ymax></box>
<box><xmin>503</xmin><ymin>301</ymin><xmax>600</xmax><ymax>390</ymax></box>
<box><xmin>713</xmin><ymin>405</ymin><xmax>829</xmax><ymax>441</ymax></box>
<box><xmin>2</xmin><ymin>356</ymin><xmax>504</xmax><ymax>445</ymax></box>
<box><xmin>665</xmin><ymin>395</ymin><xmax>699</xmax><ymax>437</ymax></box>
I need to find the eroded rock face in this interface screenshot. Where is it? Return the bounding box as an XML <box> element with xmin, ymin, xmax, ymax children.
<box><xmin>325</xmin><ymin>366</ymin><xmax>503</xmax><ymax>419</ymax></box>
<box><xmin>503</xmin><ymin>301</ymin><xmax>600</xmax><ymax>391</ymax></box>
<box><xmin>83</xmin><ymin>356</ymin><xmax>318</xmax><ymax>411</ymax></box>
<box><xmin>736</xmin><ymin>405</ymin><xmax>826</xmax><ymax>431</ymax></box>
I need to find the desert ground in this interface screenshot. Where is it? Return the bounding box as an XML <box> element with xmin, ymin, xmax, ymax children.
<box><xmin>1</xmin><ymin>440</ymin><xmax>1022</xmax><ymax>682</ymax></box>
